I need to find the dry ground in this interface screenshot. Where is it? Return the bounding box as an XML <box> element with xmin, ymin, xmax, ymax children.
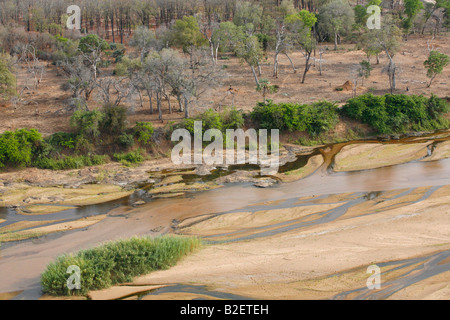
<box><xmin>0</xmin><ymin>33</ymin><xmax>448</xmax><ymax>136</ymax></box>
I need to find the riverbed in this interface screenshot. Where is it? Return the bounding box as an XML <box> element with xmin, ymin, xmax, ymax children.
<box><xmin>0</xmin><ymin>130</ymin><xmax>449</xmax><ymax>300</ymax></box>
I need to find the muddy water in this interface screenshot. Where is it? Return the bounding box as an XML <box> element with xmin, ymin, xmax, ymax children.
<box><xmin>0</xmin><ymin>131</ymin><xmax>449</xmax><ymax>299</ymax></box>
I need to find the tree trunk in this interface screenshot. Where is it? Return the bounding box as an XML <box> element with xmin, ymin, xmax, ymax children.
<box><xmin>273</xmin><ymin>51</ymin><xmax>279</xmax><ymax>78</ymax></box>
<box><xmin>184</xmin><ymin>97</ymin><xmax>189</xmax><ymax>118</ymax></box>
<box><xmin>285</xmin><ymin>53</ymin><xmax>296</xmax><ymax>73</ymax></box>
<box><xmin>111</xmin><ymin>13</ymin><xmax>115</xmax><ymax>43</ymax></box>
<box><xmin>250</xmin><ymin>65</ymin><xmax>259</xmax><ymax>86</ymax></box>
<box><xmin>301</xmin><ymin>52</ymin><xmax>311</xmax><ymax>84</ymax></box>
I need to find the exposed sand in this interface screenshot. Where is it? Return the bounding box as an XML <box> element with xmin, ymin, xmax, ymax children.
<box><xmin>182</xmin><ymin>203</ymin><xmax>343</xmax><ymax>237</ymax></box>
<box><xmin>17</xmin><ymin>205</ymin><xmax>77</xmax><ymax>215</ymax></box>
<box><xmin>0</xmin><ymin>215</ymin><xmax>107</xmax><ymax>242</ymax></box>
<box><xmin>275</xmin><ymin>154</ymin><xmax>324</xmax><ymax>182</ymax></box>
<box><xmin>387</xmin><ymin>271</ymin><xmax>450</xmax><ymax>300</ymax></box>
<box><xmin>0</xmin><ymin>291</ymin><xmax>23</xmax><ymax>300</ymax></box>
<box><xmin>87</xmin><ymin>285</ymin><xmax>167</xmax><ymax>300</ymax></box>
<box><xmin>0</xmin><ymin>184</ymin><xmax>134</xmax><ymax>207</ymax></box>
<box><xmin>334</xmin><ymin>143</ymin><xmax>430</xmax><ymax>172</ymax></box>
<box><xmin>423</xmin><ymin>141</ymin><xmax>450</xmax><ymax>162</ymax></box>
<box><xmin>148</xmin><ymin>182</ymin><xmax>222</xmax><ymax>195</ymax></box>
<box><xmin>121</xmin><ymin>187</ymin><xmax>450</xmax><ymax>300</ymax></box>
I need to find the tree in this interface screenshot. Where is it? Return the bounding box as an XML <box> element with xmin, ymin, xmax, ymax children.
<box><xmin>424</xmin><ymin>50</ymin><xmax>450</xmax><ymax>87</ymax></box>
<box><xmin>233</xmin><ymin>1</ymin><xmax>264</xmax><ymax>32</ymax></box>
<box><xmin>130</xmin><ymin>26</ymin><xmax>157</xmax><ymax>62</ymax></box>
<box><xmin>271</xmin><ymin>0</ymin><xmax>297</xmax><ymax>78</ymax></box>
<box><xmin>318</xmin><ymin>0</ymin><xmax>354</xmax><ymax>50</ymax></box>
<box><xmin>402</xmin><ymin>0</ymin><xmax>424</xmax><ymax>38</ymax></box>
<box><xmin>286</xmin><ymin>10</ymin><xmax>317</xmax><ymax>83</ymax></box>
<box><xmin>170</xmin><ymin>16</ymin><xmax>208</xmax><ymax>75</ymax></box>
<box><xmin>234</xmin><ymin>32</ymin><xmax>265</xmax><ymax>86</ymax></box>
<box><xmin>365</xmin><ymin>16</ymin><xmax>402</xmax><ymax>93</ymax></box>
<box><xmin>78</xmin><ymin>34</ymin><xmax>109</xmax><ymax>81</ymax></box>
<box><xmin>358</xmin><ymin>60</ymin><xmax>372</xmax><ymax>86</ymax></box>
<box><xmin>256</xmin><ymin>79</ymin><xmax>278</xmax><ymax>104</ymax></box>
<box><xmin>0</xmin><ymin>52</ymin><xmax>16</xmax><ymax>100</ymax></box>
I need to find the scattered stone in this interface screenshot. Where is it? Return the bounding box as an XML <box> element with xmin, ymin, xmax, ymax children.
<box><xmin>150</xmin><ymin>226</ymin><xmax>164</xmax><ymax>232</ymax></box>
<box><xmin>253</xmin><ymin>179</ymin><xmax>278</xmax><ymax>188</ymax></box>
<box><xmin>133</xmin><ymin>201</ymin><xmax>146</xmax><ymax>206</ymax></box>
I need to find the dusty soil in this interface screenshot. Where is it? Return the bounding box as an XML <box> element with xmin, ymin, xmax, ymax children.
<box><xmin>1</xmin><ymin>33</ymin><xmax>448</xmax><ymax>136</ymax></box>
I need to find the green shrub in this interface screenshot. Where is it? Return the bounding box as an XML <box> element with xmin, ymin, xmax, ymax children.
<box><xmin>41</xmin><ymin>235</ymin><xmax>202</xmax><ymax>296</ymax></box>
<box><xmin>113</xmin><ymin>149</ymin><xmax>146</xmax><ymax>164</ymax></box>
<box><xmin>47</xmin><ymin>132</ymin><xmax>76</xmax><ymax>149</ymax></box>
<box><xmin>199</xmin><ymin>109</ymin><xmax>223</xmax><ymax>133</ymax></box>
<box><xmin>134</xmin><ymin>122</ymin><xmax>154</xmax><ymax>145</ymax></box>
<box><xmin>101</xmin><ymin>104</ymin><xmax>128</xmax><ymax>135</ymax></box>
<box><xmin>0</xmin><ymin>129</ymin><xmax>42</xmax><ymax>168</ymax></box>
<box><xmin>74</xmin><ymin>135</ymin><xmax>95</xmax><ymax>154</ymax></box>
<box><xmin>250</xmin><ymin>100</ymin><xmax>339</xmax><ymax>136</ymax></box>
<box><xmin>70</xmin><ymin>110</ymin><xmax>105</xmax><ymax>139</ymax></box>
<box><xmin>221</xmin><ymin>107</ymin><xmax>245</xmax><ymax>130</ymax></box>
<box><xmin>341</xmin><ymin>93</ymin><xmax>449</xmax><ymax>134</ymax></box>
<box><xmin>118</xmin><ymin>133</ymin><xmax>135</xmax><ymax>148</ymax></box>
<box><xmin>33</xmin><ymin>154</ymin><xmax>109</xmax><ymax>170</ymax></box>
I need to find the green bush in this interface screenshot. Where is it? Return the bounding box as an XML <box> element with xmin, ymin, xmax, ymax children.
<box><xmin>101</xmin><ymin>104</ymin><xmax>128</xmax><ymax>136</ymax></box>
<box><xmin>34</xmin><ymin>155</ymin><xmax>109</xmax><ymax>170</ymax></box>
<box><xmin>134</xmin><ymin>122</ymin><xmax>154</xmax><ymax>145</ymax></box>
<box><xmin>250</xmin><ymin>100</ymin><xmax>339</xmax><ymax>136</ymax></box>
<box><xmin>221</xmin><ymin>107</ymin><xmax>245</xmax><ymax>130</ymax></box>
<box><xmin>47</xmin><ymin>132</ymin><xmax>76</xmax><ymax>149</ymax></box>
<box><xmin>113</xmin><ymin>149</ymin><xmax>146</xmax><ymax>164</ymax></box>
<box><xmin>70</xmin><ymin>110</ymin><xmax>105</xmax><ymax>139</ymax></box>
<box><xmin>0</xmin><ymin>129</ymin><xmax>42</xmax><ymax>168</ymax></box>
<box><xmin>341</xmin><ymin>93</ymin><xmax>449</xmax><ymax>134</ymax></box>
<box><xmin>41</xmin><ymin>235</ymin><xmax>202</xmax><ymax>296</ymax></box>
<box><xmin>118</xmin><ymin>133</ymin><xmax>135</xmax><ymax>148</ymax></box>
<box><xmin>74</xmin><ymin>135</ymin><xmax>95</xmax><ymax>154</ymax></box>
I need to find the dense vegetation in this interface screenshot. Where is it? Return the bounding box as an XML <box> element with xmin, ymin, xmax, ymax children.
<box><xmin>250</xmin><ymin>100</ymin><xmax>339</xmax><ymax>136</ymax></box>
<box><xmin>0</xmin><ymin>94</ymin><xmax>448</xmax><ymax>171</ymax></box>
<box><xmin>340</xmin><ymin>93</ymin><xmax>449</xmax><ymax>134</ymax></box>
<box><xmin>41</xmin><ymin>235</ymin><xmax>202</xmax><ymax>296</ymax></box>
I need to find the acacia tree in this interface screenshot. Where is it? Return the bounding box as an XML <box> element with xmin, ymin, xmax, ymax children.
<box><xmin>286</xmin><ymin>9</ymin><xmax>317</xmax><ymax>84</ymax></box>
<box><xmin>318</xmin><ymin>0</ymin><xmax>354</xmax><ymax>50</ymax></box>
<box><xmin>424</xmin><ymin>50</ymin><xmax>450</xmax><ymax>87</ymax></box>
<box><xmin>16</xmin><ymin>43</ymin><xmax>45</xmax><ymax>90</ymax></box>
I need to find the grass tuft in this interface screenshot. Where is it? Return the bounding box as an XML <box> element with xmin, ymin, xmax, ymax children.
<box><xmin>40</xmin><ymin>235</ymin><xmax>202</xmax><ymax>296</ymax></box>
